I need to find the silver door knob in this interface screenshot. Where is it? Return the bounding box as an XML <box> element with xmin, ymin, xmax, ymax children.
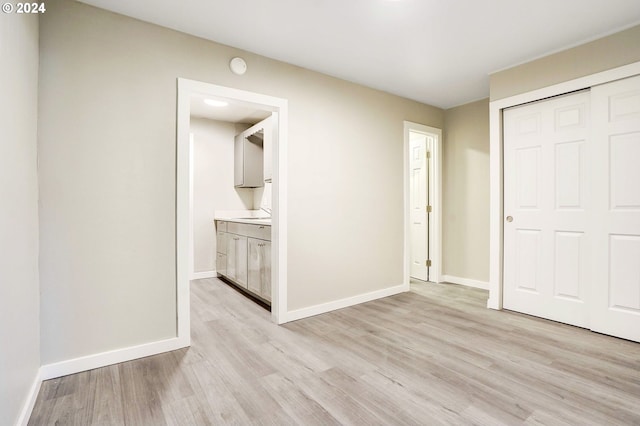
<box><xmin>506</xmin><ymin>216</ymin><xmax>513</xmax><ymax>222</ymax></box>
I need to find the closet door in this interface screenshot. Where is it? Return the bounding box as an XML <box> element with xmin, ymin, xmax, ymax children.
<box><xmin>590</xmin><ymin>74</ymin><xmax>640</xmax><ymax>343</ymax></box>
<box><xmin>503</xmin><ymin>91</ymin><xmax>591</xmax><ymax>328</ymax></box>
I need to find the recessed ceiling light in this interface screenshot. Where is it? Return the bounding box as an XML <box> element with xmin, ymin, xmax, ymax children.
<box><xmin>204</xmin><ymin>99</ymin><xmax>228</xmax><ymax>107</ymax></box>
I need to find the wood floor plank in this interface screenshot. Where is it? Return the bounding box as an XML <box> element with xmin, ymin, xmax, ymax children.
<box><xmin>29</xmin><ymin>278</ymin><xmax>640</xmax><ymax>425</ymax></box>
<box><xmin>259</xmin><ymin>373</ymin><xmax>340</xmax><ymax>425</ymax></box>
<box><xmin>89</xmin><ymin>366</ymin><xmax>125</xmax><ymax>426</ymax></box>
<box><xmin>117</xmin><ymin>358</ymin><xmax>168</xmax><ymax>426</ymax></box>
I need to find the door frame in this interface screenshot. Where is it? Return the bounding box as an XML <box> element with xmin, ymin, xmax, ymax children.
<box><xmin>404</xmin><ymin>121</ymin><xmax>442</xmax><ymax>285</ymax></box>
<box><xmin>488</xmin><ymin>61</ymin><xmax>640</xmax><ymax>310</ymax></box>
<box><xmin>177</xmin><ymin>78</ymin><xmax>289</xmax><ymax>347</ymax></box>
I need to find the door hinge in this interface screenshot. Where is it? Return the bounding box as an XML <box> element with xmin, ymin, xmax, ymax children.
<box><xmin>426</xmin><ymin>205</ymin><xmax>432</xmax><ymax>213</ymax></box>
<box><xmin>426</xmin><ymin>259</ymin><xmax>432</xmax><ymax>267</ymax></box>
<box><xmin>426</xmin><ymin>151</ymin><xmax>431</xmax><ymax>159</ymax></box>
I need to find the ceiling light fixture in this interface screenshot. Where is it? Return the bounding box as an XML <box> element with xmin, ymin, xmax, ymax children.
<box><xmin>229</xmin><ymin>57</ymin><xmax>247</xmax><ymax>75</ymax></box>
<box><xmin>203</xmin><ymin>99</ymin><xmax>228</xmax><ymax>107</ymax></box>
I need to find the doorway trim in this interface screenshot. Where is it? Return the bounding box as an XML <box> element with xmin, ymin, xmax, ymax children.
<box><xmin>404</xmin><ymin>121</ymin><xmax>442</xmax><ymax>286</ymax></box>
<box><xmin>488</xmin><ymin>61</ymin><xmax>640</xmax><ymax>310</ymax></box>
<box><xmin>177</xmin><ymin>78</ymin><xmax>289</xmax><ymax>344</ymax></box>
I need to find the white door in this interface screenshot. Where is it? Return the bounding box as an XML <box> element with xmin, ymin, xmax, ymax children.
<box><xmin>590</xmin><ymin>74</ymin><xmax>640</xmax><ymax>342</ymax></box>
<box><xmin>503</xmin><ymin>91</ymin><xmax>591</xmax><ymax>328</ymax></box>
<box><xmin>410</xmin><ymin>133</ymin><xmax>430</xmax><ymax>281</ymax></box>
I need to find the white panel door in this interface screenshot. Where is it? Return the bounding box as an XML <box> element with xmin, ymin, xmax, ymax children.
<box><xmin>504</xmin><ymin>91</ymin><xmax>591</xmax><ymax>328</ymax></box>
<box><xmin>590</xmin><ymin>74</ymin><xmax>640</xmax><ymax>342</ymax></box>
<box><xmin>410</xmin><ymin>133</ymin><xmax>429</xmax><ymax>281</ymax></box>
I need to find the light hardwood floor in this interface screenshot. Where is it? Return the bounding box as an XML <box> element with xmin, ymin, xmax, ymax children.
<box><xmin>29</xmin><ymin>278</ymin><xmax>640</xmax><ymax>425</ymax></box>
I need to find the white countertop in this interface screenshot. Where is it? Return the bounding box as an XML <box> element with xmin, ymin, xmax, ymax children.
<box><xmin>214</xmin><ymin>210</ymin><xmax>271</xmax><ymax>226</ymax></box>
<box><xmin>217</xmin><ymin>217</ymin><xmax>271</xmax><ymax>226</ymax></box>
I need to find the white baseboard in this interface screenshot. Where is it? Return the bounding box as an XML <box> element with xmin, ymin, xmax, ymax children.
<box><xmin>285</xmin><ymin>283</ymin><xmax>408</xmax><ymax>323</ymax></box>
<box><xmin>40</xmin><ymin>337</ymin><xmax>186</xmax><ymax>381</ymax></box>
<box><xmin>16</xmin><ymin>371</ymin><xmax>42</xmax><ymax>426</ymax></box>
<box><xmin>191</xmin><ymin>270</ymin><xmax>216</xmax><ymax>280</ymax></box>
<box><xmin>441</xmin><ymin>275</ymin><xmax>489</xmax><ymax>290</ymax></box>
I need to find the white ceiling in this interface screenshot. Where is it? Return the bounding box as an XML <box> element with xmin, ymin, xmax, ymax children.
<box><xmin>190</xmin><ymin>94</ymin><xmax>271</xmax><ymax>123</ymax></box>
<box><xmin>79</xmin><ymin>0</ymin><xmax>640</xmax><ymax>109</ymax></box>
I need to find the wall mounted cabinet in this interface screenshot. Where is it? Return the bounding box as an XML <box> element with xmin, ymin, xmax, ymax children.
<box><xmin>234</xmin><ymin>132</ymin><xmax>263</xmax><ymax>188</ymax></box>
<box><xmin>235</xmin><ymin>116</ymin><xmax>274</xmax><ymax>188</ymax></box>
<box><xmin>263</xmin><ymin>115</ymin><xmax>273</xmax><ymax>183</ymax></box>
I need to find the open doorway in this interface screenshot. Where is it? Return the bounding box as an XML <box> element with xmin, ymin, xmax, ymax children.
<box><xmin>188</xmin><ymin>99</ymin><xmax>272</xmax><ymax>282</ymax></box>
<box><xmin>176</xmin><ymin>79</ymin><xmax>289</xmax><ymax>349</ymax></box>
<box><xmin>404</xmin><ymin>121</ymin><xmax>442</xmax><ymax>285</ymax></box>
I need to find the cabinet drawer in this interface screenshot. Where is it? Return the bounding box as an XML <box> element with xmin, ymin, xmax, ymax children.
<box><xmin>227</xmin><ymin>222</ymin><xmax>271</xmax><ymax>241</ymax></box>
<box><xmin>216</xmin><ymin>231</ymin><xmax>227</xmax><ymax>254</ymax></box>
<box><xmin>216</xmin><ymin>220</ymin><xmax>227</xmax><ymax>232</ymax></box>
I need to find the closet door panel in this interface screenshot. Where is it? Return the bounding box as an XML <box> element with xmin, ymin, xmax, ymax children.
<box><xmin>590</xmin><ymin>74</ymin><xmax>640</xmax><ymax>343</ymax></box>
<box><xmin>503</xmin><ymin>91</ymin><xmax>591</xmax><ymax>328</ymax></box>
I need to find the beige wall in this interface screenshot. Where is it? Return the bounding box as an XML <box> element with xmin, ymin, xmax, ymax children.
<box><xmin>38</xmin><ymin>0</ymin><xmax>443</xmax><ymax>363</ymax></box>
<box><xmin>490</xmin><ymin>24</ymin><xmax>640</xmax><ymax>100</ymax></box>
<box><xmin>0</xmin><ymin>12</ymin><xmax>41</xmax><ymax>425</ymax></box>
<box><xmin>442</xmin><ymin>99</ymin><xmax>490</xmax><ymax>283</ymax></box>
